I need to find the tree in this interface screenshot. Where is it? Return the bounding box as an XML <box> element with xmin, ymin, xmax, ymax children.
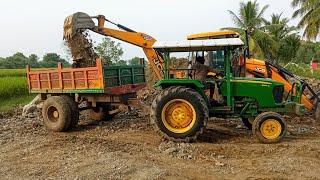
<box><xmin>40</xmin><ymin>53</ymin><xmax>70</xmax><ymax>68</ymax></box>
<box><xmin>27</xmin><ymin>54</ymin><xmax>40</xmax><ymax>68</ymax></box>
<box><xmin>295</xmin><ymin>41</ymin><xmax>320</xmax><ymax>63</ymax></box>
<box><xmin>115</xmin><ymin>60</ymin><xmax>127</xmax><ymax>66</ymax></box>
<box><xmin>4</xmin><ymin>52</ymin><xmax>29</xmax><ymax>69</ymax></box>
<box><xmin>292</xmin><ymin>0</ymin><xmax>320</xmax><ymax>40</ymax></box>
<box><xmin>226</xmin><ymin>0</ymin><xmax>277</xmax><ymax>59</ymax></box>
<box><xmin>263</xmin><ymin>14</ymin><xmax>301</xmax><ymax>63</ymax></box>
<box><xmin>94</xmin><ymin>37</ymin><xmax>124</xmax><ymax>65</ymax></box>
<box><xmin>128</xmin><ymin>57</ymin><xmax>142</xmax><ymax>65</ymax></box>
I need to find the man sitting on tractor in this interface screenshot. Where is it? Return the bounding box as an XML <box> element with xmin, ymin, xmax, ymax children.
<box><xmin>192</xmin><ymin>52</ymin><xmax>223</xmax><ymax>103</ymax></box>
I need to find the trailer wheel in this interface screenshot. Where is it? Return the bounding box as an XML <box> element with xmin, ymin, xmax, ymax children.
<box><xmin>241</xmin><ymin>118</ymin><xmax>254</xmax><ymax>130</ymax></box>
<box><xmin>151</xmin><ymin>86</ymin><xmax>209</xmax><ymax>142</ymax></box>
<box><xmin>89</xmin><ymin>106</ymin><xmax>119</xmax><ymax>121</ymax></box>
<box><xmin>61</xmin><ymin>95</ymin><xmax>79</xmax><ymax>129</ymax></box>
<box><xmin>252</xmin><ymin>112</ymin><xmax>286</xmax><ymax>144</ymax></box>
<box><xmin>42</xmin><ymin>96</ymin><xmax>72</xmax><ymax>132</ymax></box>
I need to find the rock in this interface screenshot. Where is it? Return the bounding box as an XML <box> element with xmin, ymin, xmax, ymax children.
<box><xmin>22</xmin><ymin>95</ymin><xmax>41</xmax><ymax>116</ymax></box>
<box><xmin>163</xmin><ymin>147</ymin><xmax>178</xmax><ymax>155</ymax></box>
<box><xmin>215</xmin><ymin>161</ymin><xmax>225</xmax><ymax>166</ymax></box>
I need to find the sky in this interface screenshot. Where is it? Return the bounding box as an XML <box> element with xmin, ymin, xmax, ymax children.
<box><xmin>0</xmin><ymin>0</ymin><xmax>298</xmax><ymax>61</ymax></box>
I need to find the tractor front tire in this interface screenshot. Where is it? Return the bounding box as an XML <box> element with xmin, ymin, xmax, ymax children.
<box><xmin>42</xmin><ymin>96</ymin><xmax>72</xmax><ymax>132</ymax></box>
<box><xmin>151</xmin><ymin>86</ymin><xmax>209</xmax><ymax>142</ymax></box>
<box><xmin>252</xmin><ymin>112</ymin><xmax>287</xmax><ymax>144</ymax></box>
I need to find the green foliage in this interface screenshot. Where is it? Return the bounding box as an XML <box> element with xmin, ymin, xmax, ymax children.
<box><xmin>284</xmin><ymin>62</ymin><xmax>320</xmax><ymax>79</ymax></box>
<box><xmin>0</xmin><ymin>52</ymin><xmax>70</xmax><ymax>69</ymax></box>
<box><xmin>263</xmin><ymin>13</ymin><xmax>301</xmax><ymax>63</ymax></box>
<box><xmin>0</xmin><ymin>77</ymin><xmax>28</xmax><ymax>99</ymax></box>
<box><xmin>292</xmin><ymin>0</ymin><xmax>320</xmax><ymax>40</ymax></box>
<box><xmin>0</xmin><ymin>69</ymin><xmax>35</xmax><ymax>112</ymax></box>
<box><xmin>226</xmin><ymin>0</ymin><xmax>277</xmax><ymax>59</ymax></box>
<box><xmin>0</xmin><ymin>69</ymin><xmax>26</xmax><ymax>77</ymax></box>
<box><xmin>294</xmin><ymin>41</ymin><xmax>320</xmax><ymax>63</ymax></box>
<box><xmin>129</xmin><ymin>57</ymin><xmax>142</xmax><ymax>65</ymax></box>
<box><xmin>94</xmin><ymin>37</ymin><xmax>124</xmax><ymax>65</ymax></box>
<box><xmin>40</xmin><ymin>53</ymin><xmax>70</xmax><ymax>68</ymax></box>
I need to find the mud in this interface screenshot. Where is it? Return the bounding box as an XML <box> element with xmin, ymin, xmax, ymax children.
<box><xmin>0</xmin><ymin>105</ymin><xmax>319</xmax><ymax>179</ymax></box>
<box><xmin>64</xmin><ymin>31</ymin><xmax>98</xmax><ymax>68</ymax></box>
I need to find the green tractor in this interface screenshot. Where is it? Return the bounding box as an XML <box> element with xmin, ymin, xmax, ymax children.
<box><xmin>150</xmin><ymin>38</ymin><xmax>305</xmax><ymax>144</ymax></box>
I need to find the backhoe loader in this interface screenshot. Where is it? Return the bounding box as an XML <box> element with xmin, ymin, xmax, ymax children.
<box><xmin>187</xmin><ymin>30</ymin><xmax>320</xmax><ymax>123</ymax></box>
<box><xmin>64</xmin><ymin>12</ymin><xmax>165</xmax><ymax>80</ymax></box>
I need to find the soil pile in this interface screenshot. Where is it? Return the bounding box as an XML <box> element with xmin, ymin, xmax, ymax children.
<box><xmin>65</xmin><ymin>31</ymin><xmax>98</xmax><ymax>68</ymax></box>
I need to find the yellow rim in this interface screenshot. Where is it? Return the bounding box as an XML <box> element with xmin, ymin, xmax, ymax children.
<box><xmin>161</xmin><ymin>99</ymin><xmax>196</xmax><ymax>134</ymax></box>
<box><xmin>260</xmin><ymin>119</ymin><xmax>282</xmax><ymax>139</ymax></box>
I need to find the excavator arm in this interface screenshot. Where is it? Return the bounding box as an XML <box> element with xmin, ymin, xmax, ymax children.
<box><xmin>64</xmin><ymin>12</ymin><xmax>164</xmax><ymax>80</ymax></box>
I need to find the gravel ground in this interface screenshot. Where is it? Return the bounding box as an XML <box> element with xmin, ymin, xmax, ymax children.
<box><xmin>0</xmin><ymin>105</ymin><xmax>319</xmax><ymax>179</ymax></box>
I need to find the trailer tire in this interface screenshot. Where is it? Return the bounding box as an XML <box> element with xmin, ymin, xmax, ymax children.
<box><xmin>252</xmin><ymin>112</ymin><xmax>286</xmax><ymax>144</ymax></box>
<box><xmin>42</xmin><ymin>96</ymin><xmax>72</xmax><ymax>132</ymax></box>
<box><xmin>151</xmin><ymin>86</ymin><xmax>208</xmax><ymax>143</ymax></box>
<box><xmin>89</xmin><ymin>106</ymin><xmax>118</xmax><ymax>121</ymax></box>
<box><xmin>61</xmin><ymin>95</ymin><xmax>79</xmax><ymax>129</ymax></box>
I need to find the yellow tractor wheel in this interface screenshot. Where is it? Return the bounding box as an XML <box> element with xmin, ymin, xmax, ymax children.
<box><xmin>151</xmin><ymin>86</ymin><xmax>208</xmax><ymax>142</ymax></box>
<box><xmin>252</xmin><ymin>112</ymin><xmax>287</xmax><ymax>144</ymax></box>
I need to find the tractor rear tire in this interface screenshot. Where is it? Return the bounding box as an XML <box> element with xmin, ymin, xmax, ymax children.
<box><xmin>252</xmin><ymin>112</ymin><xmax>287</xmax><ymax>144</ymax></box>
<box><xmin>151</xmin><ymin>86</ymin><xmax>209</xmax><ymax>142</ymax></box>
<box><xmin>61</xmin><ymin>95</ymin><xmax>79</xmax><ymax>129</ymax></box>
<box><xmin>42</xmin><ymin>96</ymin><xmax>72</xmax><ymax>132</ymax></box>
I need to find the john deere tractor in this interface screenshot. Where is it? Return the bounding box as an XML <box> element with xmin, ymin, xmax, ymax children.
<box><xmin>150</xmin><ymin>38</ymin><xmax>306</xmax><ymax>144</ymax></box>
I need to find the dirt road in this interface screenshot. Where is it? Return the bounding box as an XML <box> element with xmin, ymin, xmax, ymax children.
<box><xmin>0</xmin><ymin>107</ymin><xmax>319</xmax><ymax>179</ymax></box>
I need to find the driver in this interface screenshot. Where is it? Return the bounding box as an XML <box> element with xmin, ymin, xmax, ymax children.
<box><xmin>192</xmin><ymin>56</ymin><xmax>220</xmax><ymax>81</ymax></box>
<box><xmin>192</xmin><ymin>55</ymin><xmax>223</xmax><ymax>103</ymax></box>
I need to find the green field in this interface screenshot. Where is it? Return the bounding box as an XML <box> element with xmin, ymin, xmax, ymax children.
<box><xmin>0</xmin><ymin>69</ymin><xmax>35</xmax><ymax>112</ymax></box>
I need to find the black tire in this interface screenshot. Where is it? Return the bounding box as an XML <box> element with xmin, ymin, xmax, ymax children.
<box><xmin>89</xmin><ymin>105</ymin><xmax>118</xmax><ymax>121</ymax></box>
<box><xmin>42</xmin><ymin>96</ymin><xmax>72</xmax><ymax>132</ymax></box>
<box><xmin>242</xmin><ymin>118</ymin><xmax>253</xmax><ymax>130</ymax></box>
<box><xmin>252</xmin><ymin>112</ymin><xmax>287</xmax><ymax>144</ymax></box>
<box><xmin>151</xmin><ymin>86</ymin><xmax>209</xmax><ymax>142</ymax></box>
<box><xmin>61</xmin><ymin>95</ymin><xmax>79</xmax><ymax>129</ymax></box>
<box><xmin>315</xmin><ymin>104</ymin><xmax>320</xmax><ymax>121</ymax></box>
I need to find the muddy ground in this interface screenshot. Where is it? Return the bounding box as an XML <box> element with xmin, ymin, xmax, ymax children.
<box><xmin>0</xmin><ymin>105</ymin><xmax>319</xmax><ymax>180</ymax></box>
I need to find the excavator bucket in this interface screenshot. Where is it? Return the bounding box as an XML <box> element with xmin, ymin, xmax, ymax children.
<box><xmin>63</xmin><ymin>12</ymin><xmax>95</xmax><ymax>40</ymax></box>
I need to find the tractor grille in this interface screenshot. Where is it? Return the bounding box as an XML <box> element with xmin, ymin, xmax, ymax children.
<box><xmin>273</xmin><ymin>85</ymin><xmax>284</xmax><ymax>103</ymax></box>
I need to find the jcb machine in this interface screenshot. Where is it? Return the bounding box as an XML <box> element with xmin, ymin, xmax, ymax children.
<box><xmin>187</xmin><ymin>30</ymin><xmax>320</xmax><ymax>124</ymax></box>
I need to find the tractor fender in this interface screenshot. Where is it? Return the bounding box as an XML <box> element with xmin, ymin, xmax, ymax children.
<box><xmin>154</xmin><ymin>79</ymin><xmax>210</xmax><ymax>107</ymax></box>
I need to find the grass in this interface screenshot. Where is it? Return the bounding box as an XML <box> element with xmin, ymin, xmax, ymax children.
<box><xmin>0</xmin><ymin>69</ymin><xmax>26</xmax><ymax>77</ymax></box>
<box><xmin>0</xmin><ymin>69</ymin><xmax>35</xmax><ymax>112</ymax></box>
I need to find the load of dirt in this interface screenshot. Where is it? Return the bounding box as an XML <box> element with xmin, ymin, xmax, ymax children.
<box><xmin>64</xmin><ymin>31</ymin><xmax>98</xmax><ymax>68</ymax></box>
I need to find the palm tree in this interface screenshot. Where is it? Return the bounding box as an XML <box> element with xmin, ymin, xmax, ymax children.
<box><xmin>226</xmin><ymin>0</ymin><xmax>277</xmax><ymax>59</ymax></box>
<box><xmin>263</xmin><ymin>13</ymin><xmax>301</xmax><ymax>63</ymax></box>
<box><xmin>263</xmin><ymin>13</ymin><xmax>297</xmax><ymax>40</ymax></box>
<box><xmin>292</xmin><ymin>0</ymin><xmax>320</xmax><ymax>40</ymax></box>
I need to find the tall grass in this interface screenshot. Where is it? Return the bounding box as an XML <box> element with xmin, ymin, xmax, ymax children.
<box><xmin>0</xmin><ymin>69</ymin><xmax>26</xmax><ymax>77</ymax></box>
<box><xmin>0</xmin><ymin>69</ymin><xmax>35</xmax><ymax>112</ymax></box>
<box><xmin>0</xmin><ymin>77</ymin><xmax>29</xmax><ymax>99</ymax></box>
